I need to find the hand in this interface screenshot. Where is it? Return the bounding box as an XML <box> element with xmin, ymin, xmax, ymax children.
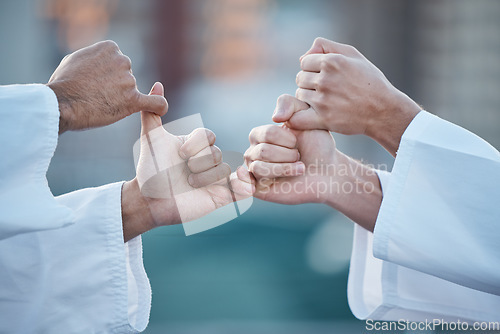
<box><xmin>245</xmin><ymin>95</ymin><xmax>338</xmax><ymax>205</ymax></box>
<box><xmin>47</xmin><ymin>40</ymin><xmax>168</xmax><ymax>134</ymax></box>
<box><xmin>122</xmin><ymin>83</ymin><xmax>253</xmax><ymax>241</ymax></box>
<box><xmin>274</xmin><ymin>37</ymin><xmax>421</xmax><ymax>156</ymax></box>
<box><xmin>249</xmin><ymin>94</ymin><xmax>383</xmax><ymax>231</ymax></box>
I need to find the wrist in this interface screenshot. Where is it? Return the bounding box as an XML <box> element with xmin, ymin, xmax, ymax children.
<box><xmin>121</xmin><ymin>178</ymin><xmax>156</xmax><ymax>242</ymax></box>
<box><xmin>46</xmin><ymin>82</ymin><xmax>72</xmax><ymax>134</ymax></box>
<box><xmin>366</xmin><ymin>89</ymin><xmax>422</xmax><ymax>156</ymax></box>
<box><xmin>324</xmin><ymin>151</ymin><xmax>382</xmax><ymax>232</ymax></box>
<box><xmin>322</xmin><ymin>150</ymin><xmax>353</xmax><ymax>207</ymax></box>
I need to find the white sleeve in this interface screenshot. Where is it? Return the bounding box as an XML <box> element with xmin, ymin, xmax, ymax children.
<box><xmin>0</xmin><ymin>84</ymin><xmax>151</xmax><ymax>332</ymax></box>
<box><xmin>347</xmin><ymin>112</ymin><xmax>500</xmax><ymax>323</ymax></box>
<box><xmin>373</xmin><ymin>111</ymin><xmax>500</xmax><ymax>295</ymax></box>
<box><xmin>0</xmin><ymin>182</ymin><xmax>152</xmax><ymax>333</ymax></box>
<box><xmin>0</xmin><ymin>84</ymin><xmax>75</xmax><ymax>240</ymax></box>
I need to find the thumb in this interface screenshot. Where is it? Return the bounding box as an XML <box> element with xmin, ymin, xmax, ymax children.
<box><xmin>137</xmin><ymin>81</ymin><xmax>169</xmax><ymax>117</ymax></box>
<box><xmin>140</xmin><ymin>82</ymin><xmax>165</xmax><ymax>135</ymax></box>
<box><xmin>272</xmin><ymin>94</ymin><xmax>309</xmax><ymax>123</ymax></box>
<box><xmin>300</xmin><ymin>37</ymin><xmax>328</xmax><ymax>60</ymax></box>
<box><xmin>285</xmin><ymin>108</ymin><xmax>326</xmax><ymax>131</ymax></box>
<box><xmin>300</xmin><ymin>37</ymin><xmax>357</xmax><ymax>60</ymax></box>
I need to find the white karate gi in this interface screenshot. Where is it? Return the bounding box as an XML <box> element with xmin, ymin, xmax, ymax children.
<box><xmin>348</xmin><ymin>111</ymin><xmax>500</xmax><ymax>322</ymax></box>
<box><xmin>0</xmin><ymin>84</ymin><xmax>151</xmax><ymax>333</ymax></box>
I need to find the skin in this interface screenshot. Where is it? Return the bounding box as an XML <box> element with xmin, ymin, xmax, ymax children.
<box><xmin>251</xmin><ymin>38</ymin><xmax>425</xmax><ymax>229</ymax></box>
<box><xmin>47</xmin><ymin>40</ymin><xmax>168</xmax><ymax>134</ymax></box>
<box><xmin>122</xmin><ymin>83</ymin><xmax>253</xmax><ymax>242</ymax></box>
<box><xmin>46</xmin><ymin>41</ymin><xmax>251</xmax><ymax>242</ymax></box>
<box><xmin>246</xmin><ymin>95</ymin><xmax>382</xmax><ymax>232</ymax></box>
<box><xmin>274</xmin><ymin>37</ymin><xmax>422</xmax><ymax>157</ymax></box>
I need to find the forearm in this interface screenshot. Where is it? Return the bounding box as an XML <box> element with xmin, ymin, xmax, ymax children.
<box><xmin>325</xmin><ymin>151</ymin><xmax>383</xmax><ymax>232</ymax></box>
<box><xmin>366</xmin><ymin>90</ymin><xmax>422</xmax><ymax>157</ymax></box>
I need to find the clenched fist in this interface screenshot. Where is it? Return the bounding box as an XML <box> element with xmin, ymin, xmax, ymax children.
<box><xmin>275</xmin><ymin>37</ymin><xmax>422</xmax><ymax>156</ymax></box>
<box><xmin>248</xmin><ymin>94</ymin><xmax>382</xmax><ymax>231</ymax></box>
<box><xmin>245</xmin><ymin>95</ymin><xmax>339</xmax><ymax>205</ymax></box>
<box><xmin>47</xmin><ymin>40</ymin><xmax>168</xmax><ymax>134</ymax></box>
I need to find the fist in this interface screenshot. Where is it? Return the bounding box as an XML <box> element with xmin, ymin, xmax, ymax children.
<box><xmin>274</xmin><ymin>37</ymin><xmax>420</xmax><ymax>139</ymax></box>
<box><xmin>246</xmin><ymin>95</ymin><xmax>339</xmax><ymax>205</ymax></box>
<box><xmin>136</xmin><ymin>82</ymin><xmax>253</xmax><ymax>226</ymax></box>
<box><xmin>47</xmin><ymin>40</ymin><xmax>168</xmax><ymax>133</ymax></box>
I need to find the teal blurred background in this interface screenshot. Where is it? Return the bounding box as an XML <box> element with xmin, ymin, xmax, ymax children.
<box><xmin>1</xmin><ymin>0</ymin><xmax>499</xmax><ymax>333</ymax></box>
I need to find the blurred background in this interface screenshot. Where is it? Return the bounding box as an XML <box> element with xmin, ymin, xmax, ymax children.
<box><xmin>1</xmin><ymin>0</ymin><xmax>499</xmax><ymax>333</ymax></box>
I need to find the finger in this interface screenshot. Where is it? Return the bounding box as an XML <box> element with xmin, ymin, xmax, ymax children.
<box><xmin>188</xmin><ymin>163</ymin><xmax>231</xmax><ymax>188</ymax></box>
<box><xmin>249</xmin><ymin>161</ymin><xmax>305</xmax><ymax>179</ymax></box>
<box><xmin>296</xmin><ymin>71</ymin><xmax>319</xmax><ymax>90</ymax></box>
<box><xmin>300</xmin><ymin>54</ymin><xmax>323</xmax><ymax>72</ymax></box>
<box><xmin>300</xmin><ymin>37</ymin><xmax>359</xmax><ymax>60</ymax></box>
<box><xmin>243</xmin><ymin>146</ymin><xmax>253</xmax><ymax>167</ymax></box>
<box><xmin>187</xmin><ymin>145</ymin><xmax>222</xmax><ymax>173</ymax></box>
<box><xmin>272</xmin><ymin>94</ymin><xmax>310</xmax><ymax>124</ymax></box>
<box><xmin>179</xmin><ymin>128</ymin><xmax>216</xmax><ymax>159</ymax></box>
<box><xmin>136</xmin><ymin>81</ymin><xmax>169</xmax><ymax>116</ymax></box>
<box><xmin>236</xmin><ymin>165</ymin><xmax>253</xmax><ymax>184</ymax></box>
<box><xmin>140</xmin><ymin>111</ymin><xmax>163</xmax><ymax>136</ymax></box>
<box><xmin>248</xmin><ymin>124</ymin><xmax>297</xmax><ymax>148</ymax></box>
<box><xmin>246</xmin><ymin>143</ymin><xmax>299</xmax><ymax>163</ymax></box>
<box><xmin>230</xmin><ymin>167</ymin><xmax>255</xmax><ymax>199</ymax></box>
<box><xmin>140</xmin><ymin>82</ymin><xmax>166</xmax><ymax>135</ymax></box>
<box><xmin>285</xmin><ymin>108</ymin><xmax>326</xmax><ymax>131</ymax></box>
<box><xmin>295</xmin><ymin>88</ymin><xmax>316</xmax><ymax>106</ymax></box>
<box><xmin>118</xmin><ymin>54</ymin><xmax>132</xmax><ymax>70</ymax></box>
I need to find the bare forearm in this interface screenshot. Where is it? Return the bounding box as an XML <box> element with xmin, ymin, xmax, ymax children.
<box><xmin>325</xmin><ymin>151</ymin><xmax>383</xmax><ymax>232</ymax></box>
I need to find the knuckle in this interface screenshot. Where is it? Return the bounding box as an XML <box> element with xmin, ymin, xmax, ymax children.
<box><xmin>125</xmin><ymin>73</ymin><xmax>136</xmax><ymax>87</ymax></box>
<box><xmin>322</xmin><ymin>54</ymin><xmax>336</xmax><ymax>69</ymax></box>
<box><xmin>256</xmin><ymin>143</ymin><xmax>269</xmax><ymax>160</ymax></box>
<box><xmin>102</xmin><ymin>40</ymin><xmax>119</xmax><ymax>51</ymax></box>
<box><xmin>191</xmin><ymin>128</ymin><xmax>204</xmax><ymax>139</ymax></box>
<box><xmin>244</xmin><ymin>156</ymin><xmax>252</xmax><ymax>167</ymax></box>
<box><xmin>211</xmin><ymin>145</ymin><xmax>222</xmax><ymax>163</ymax></box>
<box><xmin>243</xmin><ymin>147</ymin><xmax>252</xmax><ymax>160</ymax></box>
<box><xmin>205</xmin><ymin>129</ymin><xmax>216</xmax><ymax>143</ymax></box>
<box><xmin>276</xmin><ymin>93</ymin><xmax>290</xmax><ymax>107</ymax></box>
<box><xmin>313</xmin><ymin>37</ymin><xmax>323</xmax><ymax>47</ymax></box>
<box><xmin>295</xmin><ymin>72</ymin><xmax>301</xmax><ymax>85</ymax></box>
<box><xmin>249</xmin><ymin>161</ymin><xmax>262</xmax><ymax>176</ymax></box>
<box><xmin>328</xmin><ymin>54</ymin><xmax>346</xmax><ymax>69</ymax></box>
<box><xmin>346</xmin><ymin>44</ymin><xmax>358</xmax><ymax>54</ymax></box>
<box><xmin>118</xmin><ymin>55</ymin><xmax>132</xmax><ymax>69</ymax></box>
<box><xmin>316</xmin><ymin>74</ymin><xmax>329</xmax><ymax>91</ymax></box>
<box><xmin>263</xmin><ymin>127</ymin><xmax>277</xmax><ymax>143</ymax></box>
<box><xmin>248</xmin><ymin>128</ymin><xmax>257</xmax><ymax>142</ymax></box>
<box><xmin>299</xmin><ymin>57</ymin><xmax>306</xmax><ymax>69</ymax></box>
